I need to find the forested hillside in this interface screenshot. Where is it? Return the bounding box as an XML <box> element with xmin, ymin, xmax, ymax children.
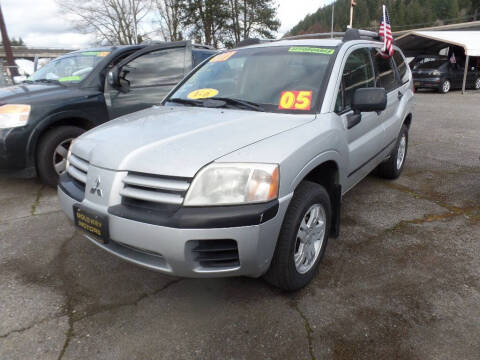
<box><xmin>288</xmin><ymin>0</ymin><xmax>480</xmax><ymax>35</ymax></box>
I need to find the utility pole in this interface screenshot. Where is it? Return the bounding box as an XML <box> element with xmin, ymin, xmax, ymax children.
<box><xmin>349</xmin><ymin>0</ymin><xmax>357</xmax><ymax>28</ymax></box>
<box><xmin>0</xmin><ymin>4</ymin><xmax>18</xmax><ymax>79</ymax></box>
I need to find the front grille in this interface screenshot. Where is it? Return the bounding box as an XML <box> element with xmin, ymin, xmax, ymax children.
<box><xmin>120</xmin><ymin>172</ymin><xmax>191</xmax><ymax>206</ymax></box>
<box><xmin>67</xmin><ymin>154</ymin><xmax>89</xmax><ymax>185</ymax></box>
<box><xmin>191</xmin><ymin>239</ymin><xmax>240</xmax><ymax>269</ymax></box>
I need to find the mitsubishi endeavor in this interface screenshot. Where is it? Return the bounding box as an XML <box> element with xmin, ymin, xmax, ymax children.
<box><xmin>58</xmin><ymin>29</ymin><xmax>414</xmax><ymax>290</ymax></box>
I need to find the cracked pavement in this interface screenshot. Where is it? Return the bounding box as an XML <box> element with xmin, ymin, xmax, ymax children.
<box><xmin>1</xmin><ymin>92</ymin><xmax>479</xmax><ymax>359</ymax></box>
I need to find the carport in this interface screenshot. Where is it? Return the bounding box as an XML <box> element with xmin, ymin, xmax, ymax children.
<box><xmin>396</xmin><ymin>31</ymin><xmax>480</xmax><ymax>93</ymax></box>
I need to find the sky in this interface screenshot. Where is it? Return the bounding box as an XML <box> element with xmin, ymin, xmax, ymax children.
<box><xmin>1</xmin><ymin>0</ymin><xmax>327</xmax><ymax>49</ymax></box>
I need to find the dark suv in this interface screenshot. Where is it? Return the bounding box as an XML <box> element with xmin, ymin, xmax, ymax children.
<box><xmin>0</xmin><ymin>41</ymin><xmax>216</xmax><ymax>186</ymax></box>
<box><xmin>411</xmin><ymin>55</ymin><xmax>480</xmax><ymax>93</ymax></box>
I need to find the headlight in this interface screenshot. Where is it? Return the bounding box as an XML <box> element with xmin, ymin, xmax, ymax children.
<box><xmin>431</xmin><ymin>70</ymin><xmax>441</xmax><ymax>76</ymax></box>
<box><xmin>184</xmin><ymin>163</ymin><xmax>279</xmax><ymax>206</ymax></box>
<box><xmin>0</xmin><ymin>104</ymin><xmax>31</xmax><ymax>129</ymax></box>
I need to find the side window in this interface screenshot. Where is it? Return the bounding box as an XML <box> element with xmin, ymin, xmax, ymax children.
<box><xmin>122</xmin><ymin>47</ymin><xmax>185</xmax><ymax>88</ymax></box>
<box><xmin>393</xmin><ymin>51</ymin><xmax>409</xmax><ymax>84</ymax></box>
<box><xmin>371</xmin><ymin>49</ymin><xmax>398</xmax><ymax>92</ymax></box>
<box><xmin>335</xmin><ymin>48</ymin><xmax>374</xmax><ymax>113</ymax></box>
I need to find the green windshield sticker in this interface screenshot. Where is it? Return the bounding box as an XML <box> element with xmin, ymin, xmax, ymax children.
<box><xmin>81</xmin><ymin>51</ymin><xmax>110</xmax><ymax>57</ymax></box>
<box><xmin>58</xmin><ymin>76</ymin><xmax>82</xmax><ymax>82</ymax></box>
<box><xmin>288</xmin><ymin>47</ymin><xmax>334</xmax><ymax>55</ymax></box>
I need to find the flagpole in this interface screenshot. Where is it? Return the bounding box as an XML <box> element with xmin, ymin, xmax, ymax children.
<box><xmin>382</xmin><ymin>5</ymin><xmax>387</xmax><ymax>52</ymax></box>
<box><xmin>349</xmin><ymin>3</ymin><xmax>354</xmax><ymax>28</ymax></box>
<box><xmin>331</xmin><ymin>1</ymin><xmax>335</xmax><ymax>37</ymax></box>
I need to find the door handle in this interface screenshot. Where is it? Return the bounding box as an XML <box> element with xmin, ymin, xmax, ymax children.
<box><xmin>398</xmin><ymin>91</ymin><xmax>404</xmax><ymax>100</ymax></box>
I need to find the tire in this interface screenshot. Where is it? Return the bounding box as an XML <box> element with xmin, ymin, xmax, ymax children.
<box><xmin>36</xmin><ymin>126</ymin><xmax>85</xmax><ymax>187</ymax></box>
<box><xmin>264</xmin><ymin>181</ymin><xmax>331</xmax><ymax>291</ymax></box>
<box><xmin>439</xmin><ymin>79</ymin><xmax>451</xmax><ymax>94</ymax></box>
<box><xmin>474</xmin><ymin>78</ymin><xmax>480</xmax><ymax>90</ymax></box>
<box><xmin>376</xmin><ymin>124</ymin><xmax>409</xmax><ymax>180</ymax></box>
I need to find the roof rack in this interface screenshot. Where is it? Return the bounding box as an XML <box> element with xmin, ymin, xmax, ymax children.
<box><xmin>281</xmin><ymin>28</ymin><xmax>380</xmax><ymax>42</ymax></box>
<box><xmin>236</xmin><ymin>38</ymin><xmax>274</xmax><ymax>47</ymax></box>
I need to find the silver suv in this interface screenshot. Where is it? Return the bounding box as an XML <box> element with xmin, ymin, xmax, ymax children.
<box><xmin>58</xmin><ymin>29</ymin><xmax>414</xmax><ymax>290</ymax></box>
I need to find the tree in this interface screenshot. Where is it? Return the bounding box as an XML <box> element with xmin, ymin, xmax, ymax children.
<box><xmin>155</xmin><ymin>0</ymin><xmax>185</xmax><ymax>41</ymax></box>
<box><xmin>184</xmin><ymin>0</ymin><xmax>230</xmax><ymax>47</ymax></box>
<box><xmin>56</xmin><ymin>0</ymin><xmax>152</xmax><ymax>45</ymax></box>
<box><xmin>2</xmin><ymin>37</ymin><xmax>25</xmax><ymax>46</ymax></box>
<box><xmin>227</xmin><ymin>0</ymin><xmax>280</xmax><ymax>45</ymax></box>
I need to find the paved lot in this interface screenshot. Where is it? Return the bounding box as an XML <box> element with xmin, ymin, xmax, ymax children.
<box><xmin>1</xmin><ymin>92</ymin><xmax>479</xmax><ymax>360</ymax></box>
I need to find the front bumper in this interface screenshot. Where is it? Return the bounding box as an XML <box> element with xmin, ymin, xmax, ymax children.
<box><xmin>0</xmin><ymin>128</ymin><xmax>29</xmax><ymax>171</ymax></box>
<box><xmin>58</xmin><ymin>176</ymin><xmax>291</xmax><ymax>278</ymax></box>
<box><xmin>413</xmin><ymin>77</ymin><xmax>442</xmax><ymax>89</ymax></box>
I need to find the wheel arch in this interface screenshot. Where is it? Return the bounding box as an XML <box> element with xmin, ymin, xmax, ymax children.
<box><xmin>403</xmin><ymin>113</ymin><xmax>412</xmax><ymax>129</ymax></box>
<box><xmin>26</xmin><ymin>112</ymin><xmax>95</xmax><ymax>167</ymax></box>
<box><xmin>299</xmin><ymin>159</ymin><xmax>342</xmax><ymax>238</ymax></box>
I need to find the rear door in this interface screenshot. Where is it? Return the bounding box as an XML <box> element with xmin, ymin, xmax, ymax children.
<box><xmin>370</xmin><ymin>48</ymin><xmax>403</xmax><ymax>147</ymax></box>
<box><xmin>334</xmin><ymin>46</ymin><xmax>385</xmax><ymax>188</ymax></box>
<box><xmin>104</xmin><ymin>42</ymin><xmax>192</xmax><ymax>120</ymax></box>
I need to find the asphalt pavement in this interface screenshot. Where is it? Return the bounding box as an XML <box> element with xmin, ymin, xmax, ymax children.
<box><xmin>1</xmin><ymin>91</ymin><xmax>479</xmax><ymax>360</ymax></box>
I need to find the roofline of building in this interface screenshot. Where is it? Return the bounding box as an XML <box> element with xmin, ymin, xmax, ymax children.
<box><xmin>394</xmin><ymin>20</ymin><xmax>480</xmax><ymax>36</ymax></box>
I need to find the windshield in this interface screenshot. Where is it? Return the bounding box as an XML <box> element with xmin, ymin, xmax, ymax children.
<box><xmin>167</xmin><ymin>46</ymin><xmax>335</xmax><ymax>113</ymax></box>
<box><xmin>29</xmin><ymin>51</ymin><xmax>110</xmax><ymax>83</ymax></box>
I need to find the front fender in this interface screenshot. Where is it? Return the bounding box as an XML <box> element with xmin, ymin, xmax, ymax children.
<box><xmin>25</xmin><ymin>110</ymin><xmax>94</xmax><ymax>167</ymax></box>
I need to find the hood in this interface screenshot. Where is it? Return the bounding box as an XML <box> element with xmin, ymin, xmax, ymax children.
<box><xmin>0</xmin><ymin>83</ymin><xmax>76</xmax><ymax>105</ymax></box>
<box><xmin>73</xmin><ymin>105</ymin><xmax>314</xmax><ymax>177</ymax></box>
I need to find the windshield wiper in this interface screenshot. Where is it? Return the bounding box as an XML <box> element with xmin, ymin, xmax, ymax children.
<box><xmin>31</xmin><ymin>78</ymin><xmax>65</xmax><ymax>86</ymax></box>
<box><xmin>209</xmin><ymin>97</ymin><xmax>264</xmax><ymax>112</ymax></box>
<box><xmin>167</xmin><ymin>98</ymin><xmax>204</xmax><ymax>107</ymax></box>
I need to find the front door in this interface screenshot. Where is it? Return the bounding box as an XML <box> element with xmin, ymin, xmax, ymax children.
<box><xmin>370</xmin><ymin>48</ymin><xmax>402</xmax><ymax>146</ymax></box>
<box><xmin>334</xmin><ymin>47</ymin><xmax>385</xmax><ymax>189</ymax></box>
<box><xmin>104</xmin><ymin>43</ymin><xmax>191</xmax><ymax>120</ymax></box>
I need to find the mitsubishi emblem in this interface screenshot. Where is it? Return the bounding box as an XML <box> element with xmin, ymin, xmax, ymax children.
<box><xmin>90</xmin><ymin>176</ymin><xmax>103</xmax><ymax>197</ymax></box>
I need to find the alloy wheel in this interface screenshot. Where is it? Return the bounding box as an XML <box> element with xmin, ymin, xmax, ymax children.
<box><xmin>442</xmin><ymin>80</ymin><xmax>451</xmax><ymax>93</ymax></box>
<box><xmin>396</xmin><ymin>134</ymin><xmax>407</xmax><ymax>170</ymax></box>
<box><xmin>294</xmin><ymin>204</ymin><xmax>326</xmax><ymax>274</ymax></box>
<box><xmin>475</xmin><ymin>78</ymin><xmax>480</xmax><ymax>90</ymax></box>
<box><xmin>53</xmin><ymin>138</ymin><xmax>73</xmax><ymax>175</ymax></box>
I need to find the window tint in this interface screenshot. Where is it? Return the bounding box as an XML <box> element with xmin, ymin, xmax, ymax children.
<box><xmin>371</xmin><ymin>49</ymin><xmax>398</xmax><ymax>92</ymax></box>
<box><xmin>393</xmin><ymin>52</ymin><xmax>408</xmax><ymax>84</ymax></box>
<box><xmin>335</xmin><ymin>48</ymin><xmax>374</xmax><ymax>113</ymax></box>
<box><xmin>122</xmin><ymin>47</ymin><xmax>185</xmax><ymax>88</ymax></box>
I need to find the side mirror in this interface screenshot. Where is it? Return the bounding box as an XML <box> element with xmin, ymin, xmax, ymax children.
<box><xmin>351</xmin><ymin>88</ymin><xmax>387</xmax><ymax>113</ymax></box>
<box><xmin>107</xmin><ymin>68</ymin><xmax>120</xmax><ymax>87</ymax></box>
<box><xmin>107</xmin><ymin>67</ymin><xmax>130</xmax><ymax>93</ymax></box>
<box><xmin>347</xmin><ymin>88</ymin><xmax>387</xmax><ymax>130</ymax></box>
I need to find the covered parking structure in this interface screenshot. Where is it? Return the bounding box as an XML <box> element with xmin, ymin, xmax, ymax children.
<box><xmin>396</xmin><ymin>31</ymin><xmax>480</xmax><ymax>93</ymax></box>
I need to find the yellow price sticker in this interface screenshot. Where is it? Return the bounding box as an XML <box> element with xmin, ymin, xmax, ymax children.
<box><xmin>187</xmin><ymin>88</ymin><xmax>219</xmax><ymax>99</ymax></box>
<box><xmin>210</xmin><ymin>51</ymin><xmax>236</xmax><ymax>62</ymax></box>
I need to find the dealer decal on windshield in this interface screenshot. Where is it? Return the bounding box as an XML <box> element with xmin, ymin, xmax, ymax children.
<box><xmin>278</xmin><ymin>91</ymin><xmax>313</xmax><ymax>110</ymax></box>
<box><xmin>81</xmin><ymin>51</ymin><xmax>110</xmax><ymax>57</ymax></box>
<box><xmin>58</xmin><ymin>75</ymin><xmax>82</xmax><ymax>82</ymax></box>
<box><xmin>210</xmin><ymin>51</ymin><xmax>237</xmax><ymax>62</ymax></box>
<box><xmin>288</xmin><ymin>47</ymin><xmax>334</xmax><ymax>55</ymax></box>
<box><xmin>188</xmin><ymin>88</ymin><xmax>219</xmax><ymax>99</ymax></box>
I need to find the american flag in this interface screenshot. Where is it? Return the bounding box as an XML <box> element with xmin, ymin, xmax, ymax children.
<box><xmin>379</xmin><ymin>5</ymin><xmax>394</xmax><ymax>58</ymax></box>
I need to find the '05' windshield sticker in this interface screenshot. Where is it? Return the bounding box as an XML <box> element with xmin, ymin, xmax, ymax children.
<box><xmin>187</xmin><ymin>88</ymin><xmax>219</xmax><ymax>99</ymax></box>
<box><xmin>288</xmin><ymin>47</ymin><xmax>334</xmax><ymax>55</ymax></box>
<box><xmin>210</xmin><ymin>51</ymin><xmax>237</xmax><ymax>62</ymax></box>
<box><xmin>278</xmin><ymin>91</ymin><xmax>313</xmax><ymax>110</ymax></box>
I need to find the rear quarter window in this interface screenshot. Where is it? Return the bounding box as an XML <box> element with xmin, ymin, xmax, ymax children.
<box><xmin>371</xmin><ymin>49</ymin><xmax>398</xmax><ymax>92</ymax></box>
<box><xmin>393</xmin><ymin>51</ymin><xmax>409</xmax><ymax>84</ymax></box>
